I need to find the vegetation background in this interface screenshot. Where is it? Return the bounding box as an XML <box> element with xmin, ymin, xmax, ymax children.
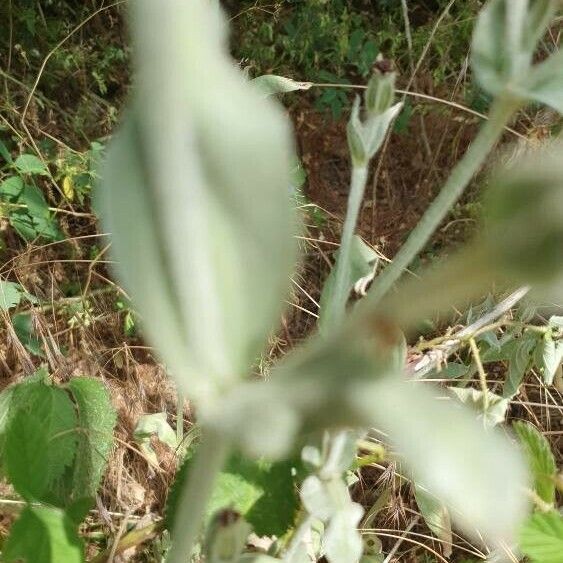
<box><xmin>0</xmin><ymin>1</ymin><xmax>560</xmax><ymax>561</ymax></box>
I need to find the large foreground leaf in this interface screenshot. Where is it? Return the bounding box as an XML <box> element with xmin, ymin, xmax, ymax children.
<box><xmin>4</xmin><ymin>506</ymin><xmax>83</xmax><ymax>563</ymax></box>
<box><xmin>97</xmin><ymin>0</ymin><xmax>298</xmax><ymax>403</ymax></box>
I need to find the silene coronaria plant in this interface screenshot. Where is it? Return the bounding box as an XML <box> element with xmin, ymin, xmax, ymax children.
<box><xmin>98</xmin><ymin>1</ymin><xmax>563</xmax><ymax>562</ymax></box>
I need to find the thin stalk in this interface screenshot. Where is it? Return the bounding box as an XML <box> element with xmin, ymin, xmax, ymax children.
<box><xmin>469</xmin><ymin>337</ymin><xmax>490</xmax><ymax>411</ymax></box>
<box><xmin>166</xmin><ymin>427</ymin><xmax>229</xmax><ymax>563</ymax></box>
<box><xmin>325</xmin><ymin>166</ymin><xmax>368</xmax><ymax>327</ymax></box>
<box><xmin>364</xmin><ymin>95</ymin><xmax>521</xmax><ymax>309</ymax></box>
<box><xmin>176</xmin><ymin>387</ymin><xmax>184</xmax><ymax>445</ymax></box>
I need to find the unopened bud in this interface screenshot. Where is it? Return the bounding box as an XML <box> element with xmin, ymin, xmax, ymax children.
<box><xmin>347</xmin><ymin>97</ymin><xmax>368</xmax><ymax>167</ymax></box>
<box><xmin>365</xmin><ymin>70</ymin><xmax>395</xmax><ymax>116</ymax></box>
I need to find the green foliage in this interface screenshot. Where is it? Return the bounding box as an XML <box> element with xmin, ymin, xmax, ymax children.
<box><xmin>0</xmin><ymin>175</ymin><xmax>61</xmax><ymax>242</ymax></box>
<box><xmin>513</xmin><ymin>421</ymin><xmax>556</xmax><ymax>506</ymax></box>
<box><xmin>5</xmin><ymin>381</ymin><xmax>77</xmax><ymax>502</ymax></box>
<box><xmin>414</xmin><ymin>486</ymin><xmax>453</xmax><ymax>558</ymax></box>
<box><xmin>520</xmin><ymin>511</ymin><xmax>563</xmax><ymax>563</ymax></box>
<box><xmin>167</xmin><ymin>452</ymin><xmax>299</xmax><ymax>538</ymax></box>
<box><xmin>57</xmin><ymin>377</ymin><xmax>117</xmax><ymax>516</ymax></box>
<box><xmin>3</xmin><ymin>505</ymin><xmax>84</xmax><ymax>563</ymax></box>
<box><xmin>0</xmin><ymin>280</ymin><xmax>37</xmax><ymax>311</ymax></box>
<box><xmin>0</xmin><ymin>368</ymin><xmax>116</xmax><ymax>557</ymax></box>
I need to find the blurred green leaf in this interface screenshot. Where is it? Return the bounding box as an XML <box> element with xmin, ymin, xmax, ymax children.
<box><xmin>5</xmin><ymin>379</ymin><xmax>77</xmax><ymax>502</ymax></box>
<box><xmin>513</xmin><ymin>421</ymin><xmax>556</xmax><ymax>505</ymax></box>
<box><xmin>98</xmin><ymin>0</ymin><xmax>298</xmax><ymax>403</ymax></box>
<box><xmin>520</xmin><ymin>511</ymin><xmax>563</xmax><ymax>563</ymax></box>
<box><xmin>58</xmin><ymin>377</ymin><xmax>116</xmax><ymax>517</ymax></box>
<box><xmin>168</xmin><ymin>453</ymin><xmax>298</xmax><ymax>537</ymax></box>
<box><xmin>323</xmin><ymin>504</ymin><xmax>364</xmax><ymax>563</ymax></box>
<box><xmin>3</xmin><ymin>506</ymin><xmax>83</xmax><ymax>563</ymax></box>
<box><xmin>14</xmin><ymin>153</ymin><xmax>49</xmax><ymax>176</ymax></box>
<box><xmin>414</xmin><ymin>485</ymin><xmax>453</xmax><ymax>558</ymax></box>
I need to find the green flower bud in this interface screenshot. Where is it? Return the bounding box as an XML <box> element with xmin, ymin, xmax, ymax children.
<box><xmin>365</xmin><ymin>70</ymin><xmax>396</xmax><ymax>116</ymax></box>
<box><xmin>482</xmin><ymin>144</ymin><xmax>563</xmax><ymax>285</ymax></box>
<box><xmin>347</xmin><ymin>97</ymin><xmax>368</xmax><ymax>167</ymax></box>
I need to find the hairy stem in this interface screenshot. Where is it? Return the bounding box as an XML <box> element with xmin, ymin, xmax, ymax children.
<box><xmin>166</xmin><ymin>428</ymin><xmax>229</xmax><ymax>563</ymax></box>
<box><xmin>365</xmin><ymin>95</ymin><xmax>521</xmax><ymax>308</ymax></box>
<box><xmin>323</xmin><ymin>166</ymin><xmax>369</xmax><ymax>328</ymax></box>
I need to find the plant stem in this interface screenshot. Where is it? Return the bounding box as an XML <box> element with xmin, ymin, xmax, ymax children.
<box><xmin>324</xmin><ymin>166</ymin><xmax>368</xmax><ymax>328</ymax></box>
<box><xmin>166</xmin><ymin>427</ymin><xmax>229</xmax><ymax>563</ymax></box>
<box><xmin>364</xmin><ymin>96</ymin><xmax>521</xmax><ymax>309</ymax></box>
<box><xmin>469</xmin><ymin>337</ymin><xmax>489</xmax><ymax>411</ymax></box>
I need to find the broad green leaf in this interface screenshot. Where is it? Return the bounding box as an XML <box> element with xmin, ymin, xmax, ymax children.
<box><xmin>134</xmin><ymin>411</ymin><xmax>177</xmax><ymax>466</ymax></box>
<box><xmin>520</xmin><ymin>511</ymin><xmax>563</xmax><ymax>563</ymax></box>
<box><xmin>319</xmin><ymin>236</ymin><xmax>378</xmax><ymax>331</ymax></box>
<box><xmin>14</xmin><ymin>153</ymin><xmax>49</xmax><ymax>176</ymax></box>
<box><xmin>59</xmin><ymin>377</ymin><xmax>116</xmax><ymax>514</ymax></box>
<box><xmin>167</xmin><ymin>453</ymin><xmax>298</xmax><ymax>537</ymax></box>
<box><xmin>350</xmin><ymin>377</ymin><xmax>528</xmax><ymax>545</ymax></box>
<box><xmin>414</xmin><ymin>485</ymin><xmax>453</xmax><ymax>558</ymax></box>
<box><xmin>0</xmin><ymin>280</ymin><xmax>24</xmax><ymax>311</ymax></box>
<box><xmin>252</xmin><ymin>75</ymin><xmax>312</xmax><ymax>97</ymax></box>
<box><xmin>97</xmin><ymin>0</ymin><xmax>298</xmax><ymax>403</ymax></box>
<box><xmin>449</xmin><ymin>387</ymin><xmax>509</xmax><ymax>427</ymax></box>
<box><xmin>5</xmin><ymin>381</ymin><xmax>77</xmax><ymax>502</ymax></box>
<box><xmin>0</xmin><ymin>176</ymin><xmax>23</xmax><ymax>198</ymax></box>
<box><xmin>513</xmin><ymin>421</ymin><xmax>556</xmax><ymax>505</ymax></box>
<box><xmin>3</xmin><ymin>506</ymin><xmax>83</xmax><ymax>563</ymax></box>
<box><xmin>323</xmin><ymin>504</ymin><xmax>364</xmax><ymax>563</ymax></box>
<box><xmin>503</xmin><ymin>333</ymin><xmax>541</xmax><ymax>398</ymax></box>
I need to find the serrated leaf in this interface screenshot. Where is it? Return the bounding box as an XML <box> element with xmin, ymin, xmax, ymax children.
<box><xmin>449</xmin><ymin>387</ymin><xmax>509</xmax><ymax>427</ymax></box>
<box><xmin>5</xmin><ymin>380</ymin><xmax>77</xmax><ymax>502</ymax></box>
<box><xmin>520</xmin><ymin>511</ymin><xmax>563</xmax><ymax>563</ymax></box>
<box><xmin>252</xmin><ymin>75</ymin><xmax>312</xmax><ymax>97</ymax></box>
<box><xmin>97</xmin><ymin>0</ymin><xmax>298</xmax><ymax>403</ymax></box>
<box><xmin>503</xmin><ymin>333</ymin><xmax>541</xmax><ymax>398</ymax></box>
<box><xmin>0</xmin><ymin>280</ymin><xmax>24</xmax><ymax>311</ymax></box>
<box><xmin>167</xmin><ymin>453</ymin><xmax>298</xmax><ymax>537</ymax></box>
<box><xmin>3</xmin><ymin>506</ymin><xmax>83</xmax><ymax>563</ymax></box>
<box><xmin>0</xmin><ymin>176</ymin><xmax>23</xmax><ymax>198</ymax></box>
<box><xmin>59</xmin><ymin>377</ymin><xmax>116</xmax><ymax>513</ymax></box>
<box><xmin>414</xmin><ymin>485</ymin><xmax>453</xmax><ymax>558</ymax></box>
<box><xmin>14</xmin><ymin>153</ymin><xmax>49</xmax><ymax>175</ymax></box>
<box><xmin>513</xmin><ymin>421</ymin><xmax>556</xmax><ymax>505</ymax></box>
